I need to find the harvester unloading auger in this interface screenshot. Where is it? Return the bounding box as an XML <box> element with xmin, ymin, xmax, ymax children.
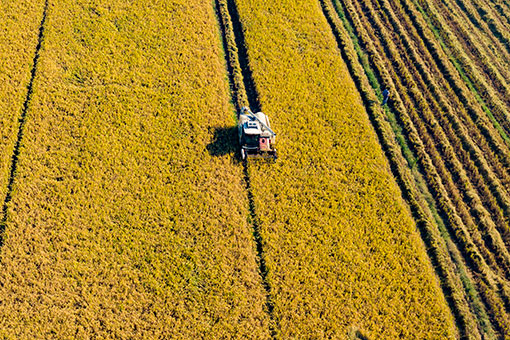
<box><xmin>238</xmin><ymin>107</ymin><xmax>277</xmax><ymax>160</ymax></box>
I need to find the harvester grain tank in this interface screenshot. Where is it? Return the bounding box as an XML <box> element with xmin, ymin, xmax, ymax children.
<box><xmin>238</xmin><ymin>106</ymin><xmax>277</xmax><ymax>160</ymax></box>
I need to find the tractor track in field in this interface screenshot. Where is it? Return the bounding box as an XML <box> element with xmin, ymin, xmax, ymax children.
<box><xmin>224</xmin><ymin>0</ymin><xmax>261</xmax><ymax>113</ymax></box>
<box><xmin>213</xmin><ymin>0</ymin><xmax>278</xmax><ymax>337</ymax></box>
<box><xmin>0</xmin><ymin>0</ymin><xmax>48</xmax><ymax>248</ymax></box>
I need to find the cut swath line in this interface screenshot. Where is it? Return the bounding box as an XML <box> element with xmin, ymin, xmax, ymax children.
<box><xmin>242</xmin><ymin>163</ymin><xmax>278</xmax><ymax>338</ymax></box>
<box><xmin>317</xmin><ymin>0</ymin><xmax>480</xmax><ymax>338</ymax></box>
<box><xmin>213</xmin><ymin>0</ymin><xmax>278</xmax><ymax>337</ymax></box>
<box><xmin>0</xmin><ymin>0</ymin><xmax>49</xmax><ymax>247</ymax></box>
<box><xmin>225</xmin><ymin>0</ymin><xmax>261</xmax><ymax>113</ymax></box>
<box><xmin>318</xmin><ymin>0</ymin><xmax>508</xmax><ymax>337</ymax></box>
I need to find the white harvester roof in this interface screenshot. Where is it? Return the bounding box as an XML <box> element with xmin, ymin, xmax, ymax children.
<box><xmin>243</xmin><ymin>121</ymin><xmax>262</xmax><ymax>135</ymax></box>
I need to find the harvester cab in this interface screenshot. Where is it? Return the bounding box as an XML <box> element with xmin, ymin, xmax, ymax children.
<box><xmin>238</xmin><ymin>106</ymin><xmax>277</xmax><ymax>161</ymax></box>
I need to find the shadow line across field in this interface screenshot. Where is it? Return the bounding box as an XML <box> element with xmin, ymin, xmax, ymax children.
<box><xmin>0</xmin><ymin>0</ymin><xmax>49</xmax><ymax>249</ymax></box>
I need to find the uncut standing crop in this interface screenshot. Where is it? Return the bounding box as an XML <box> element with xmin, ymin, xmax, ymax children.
<box><xmin>231</xmin><ymin>0</ymin><xmax>457</xmax><ymax>338</ymax></box>
<box><xmin>0</xmin><ymin>0</ymin><xmax>270</xmax><ymax>338</ymax></box>
<box><xmin>0</xmin><ymin>0</ymin><xmax>46</xmax><ymax>213</ymax></box>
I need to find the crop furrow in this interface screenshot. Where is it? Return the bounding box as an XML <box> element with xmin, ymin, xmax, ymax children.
<box><xmin>375</xmin><ymin>0</ymin><xmax>510</xmax><ymax>252</ymax></box>
<box><xmin>214</xmin><ymin>0</ymin><xmax>277</xmax><ymax>336</ymax></box>
<box><xmin>319</xmin><ymin>0</ymin><xmax>483</xmax><ymax>337</ymax></box>
<box><xmin>0</xmin><ymin>0</ymin><xmax>48</xmax><ymax>247</ymax></box>
<box><xmin>338</xmin><ymin>0</ymin><xmax>510</xmax><ymax>335</ymax></box>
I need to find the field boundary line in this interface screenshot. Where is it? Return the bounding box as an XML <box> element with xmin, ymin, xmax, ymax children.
<box><xmin>213</xmin><ymin>0</ymin><xmax>278</xmax><ymax>337</ymax></box>
<box><xmin>0</xmin><ymin>0</ymin><xmax>49</xmax><ymax>248</ymax></box>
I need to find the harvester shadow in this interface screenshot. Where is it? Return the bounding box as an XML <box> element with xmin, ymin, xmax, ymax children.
<box><xmin>206</xmin><ymin>126</ymin><xmax>239</xmax><ymax>160</ymax></box>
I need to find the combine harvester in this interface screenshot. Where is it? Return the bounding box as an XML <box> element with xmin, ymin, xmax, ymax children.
<box><xmin>238</xmin><ymin>106</ymin><xmax>277</xmax><ymax>160</ymax></box>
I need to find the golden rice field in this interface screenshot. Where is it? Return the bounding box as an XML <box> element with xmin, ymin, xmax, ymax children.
<box><xmin>1</xmin><ymin>0</ymin><xmax>509</xmax><ymax>338</ymax></box>
<box><xmin>0</xmin><ymin>0</ymin><xmax>46</xmax><ymax>208</ymax></box>
<box><xmin>0</xmin><ymin>0</ymin><xmax>269</xmax><ymax>338</ymax></box>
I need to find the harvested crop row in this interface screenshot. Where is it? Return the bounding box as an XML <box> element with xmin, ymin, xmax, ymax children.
<box><xmin>0</xmin><ymin>0</ymin><xmax>46</xmax><ymax>220</ymax></box>
<box><xmin>329</xmin><ymin>0</ymin><xmax>506</xmax><ymax>336</ymax></box>
<box><xmin>386</xmin><ymin>0</ymin><xmax>510</xmax><ymax>196</ymax></box>
<box><xmin>361</xmin><ymin>0</ymin><xmax>510</xmax><ymax>277</ymax></box>
<box><xmin>320</xmin><ymin>0</ymin><xmax>491</xmax><ymax>337</ymax></box>
<box><xmin>357</xmin><ymin>0</ymin><xmax>510</xmax><ymax>280</ymax></box>
<box><xmin>437</xmin><ymin>0</ymin><xmax>510</xmax><ymax>130</ymax></box>
<box><xmin>451</xmin><ymin>0</ymin><xmax>510</xmax><ymax>74</ymax></box>
<box><xmin>488</xmin><ymin>0</ymin><xmax>510</xmax><ymax>28</ymax></box>
<box><xmin>388</xmin><ymin>0</ymin><xmax>510</xmax><ymax>242</ymax></box>
<box><xmin>334</xmin><ymin>0</ymin><xmax>510</xmax><ymax>336</ymax></box>
<box><xmin>441</xmin><ymin>0</ymin><xmax>510</xmax><ymax>88</ymax></box>
<box><xmin>231</xmin><ymin>0</ymin><xmax>457</xmax><ymax>338</ymax></box>
<box><xmin>358</xmin><ymin>0</ymin><xmax>504</xmax><ymax>247</ymax></box>
<box><xmin>399</xmin><ymin>0</ymin><xmax>510</xmax><ymax>164</ymax></box>
<box><xmin>0</xmin><ymin>0</ymin><xmax>271</xmax><ymax>338</ymax></box>
<box><xmin>412</xmin><ymin>0</ymin><xmax>510</xmax><ymax>143</ymax></box>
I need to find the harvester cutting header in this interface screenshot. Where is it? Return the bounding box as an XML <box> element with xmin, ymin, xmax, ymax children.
<box><xmin>238</xmin><ymin>107</ymin><xmax>277</xmax><ymax>160</ymax></box>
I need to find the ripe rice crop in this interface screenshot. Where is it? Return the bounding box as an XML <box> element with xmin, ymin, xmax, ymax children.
<box><xmin>2</xmin><ymin>0</ymin><xmax>506</xmax><ymax>337</ymax></box>
<box><xmin>0</xmin><ymin>0</ymin><xmax>271</xmax><ymax>338</ymax></box>
<box><xmin>231</xmin><ymin>0</ymin><xmax>457</xmax><ymax>338</ymax></box>
<box><xmin>0</xmin><ymin>0</ymin><xmax>46</xmax><ymax>211</ymax></box>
